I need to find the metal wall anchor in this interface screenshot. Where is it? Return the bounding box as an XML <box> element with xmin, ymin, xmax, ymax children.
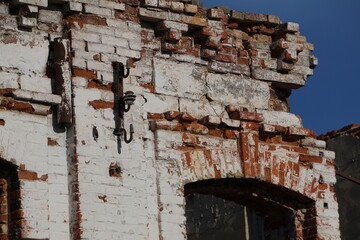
<box><xmin>113</xmin><ymin>61</ymin><xmax>136</xmax><ymax>153</ymax></box>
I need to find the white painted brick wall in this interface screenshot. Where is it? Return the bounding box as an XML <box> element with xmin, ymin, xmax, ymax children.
<box><xmin>0</xmin><ymin>1</ymin><xmax>340</xmax><ymax>240</ymax></box>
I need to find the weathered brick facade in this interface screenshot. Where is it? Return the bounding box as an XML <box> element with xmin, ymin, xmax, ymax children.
<box><xmin>0</xmin><ymin>0</ymin><xmax>340</xmax><ymax>239</ymax></box>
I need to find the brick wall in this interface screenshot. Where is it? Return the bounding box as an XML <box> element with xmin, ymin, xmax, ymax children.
<box><xmin>0</xmin><ymin>0</ymin><xmax>340</xmax><ymax>239</ymax></box>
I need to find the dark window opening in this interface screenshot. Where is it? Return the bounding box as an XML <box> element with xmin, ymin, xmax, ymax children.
<box><xmin>0</xmin><ymin>159</ymin><xmax>21</xmax><ymax>240</ymax></box>
<box><xmin>185</xmin><ymin>179</ymin><xmax>316</xmax><ymax>240</ymax></box>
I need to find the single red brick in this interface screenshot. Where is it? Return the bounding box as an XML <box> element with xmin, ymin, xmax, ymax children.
<box><xmin>299</xmin><ymin>155</ymin><xmax>323</xmax><ymax>164</ymax></box>
<box><xmin>18</xmin><ymin>171</ymin><xmax>38</xmax><ymax>181</ymax></box>
<box><xmin>239</xmin><ymin>111</ymin><xmax>264</xmax><ymax>122</ymax></box>
<box><xmin>87</xmin><ymin>80</ymin><xmax>113</xmax><ymax>91</ymax></box>
<box><xmin>72</xmin><ymin>68</ymin><xmax>97</xmax><ymax>79</ymax></box>
<box><xmin>89</xmin><ymin>100</ymin><xmax>114</xmax><ymax>109</ymax></box>
<box><xmin>0</xmin><ymin>99</ymin><xmax>34</xmax><ymax>113</ymax></box>
<box><xmin>224</xmin><ymin>130</ymin><xmax>238</xmax><ymax>139</ymax></box>
<box><xmin>208</xmin><ymin>129</ymin><xmax>223</xmax><ymax>138</ymax></box>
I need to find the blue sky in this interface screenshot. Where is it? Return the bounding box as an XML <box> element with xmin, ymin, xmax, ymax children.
<box><xmin>202</xmin><ymin>0</ymin><xmax>360</xmax><ymax>135</ymax></box>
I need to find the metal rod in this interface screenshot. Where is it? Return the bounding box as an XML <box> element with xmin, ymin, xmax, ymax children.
<box><xmin>336</xmin><ymin>170</ymin><xmax>360</xmax><ymax>185</ymax></box>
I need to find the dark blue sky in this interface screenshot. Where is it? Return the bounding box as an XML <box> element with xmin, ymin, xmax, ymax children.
<box><xmin>202</xmin><ymin>0</ymin><xmax>360</xmax><ymax>135</ymax></box>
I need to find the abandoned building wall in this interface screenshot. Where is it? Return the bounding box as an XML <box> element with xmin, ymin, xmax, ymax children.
<box><xmin>0</xmin><ymin>0</ymin><xmax>340</xmax><ymax>239</ymax></box>
<box><xmin>319</xmin><ymin>125</ymin><xmax>360</xmax><ymax>240</ymax></box>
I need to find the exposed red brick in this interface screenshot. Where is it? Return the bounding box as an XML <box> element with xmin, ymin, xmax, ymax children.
<box><xmin>162</xmin><ymin>40</ymin><xmax>180</xmax><ymax>51</ymax></box>
<box><xmin>299</xmin><ymin>161</ymin><xmax>313</xmax><ymax>169</ymax></box>
<box><xmin>66</xmin><ymin>15</ymin><xmax>107</xmax><ymax>29</ymax></box>
<box><xmin>89</xmin><ymin>100</ymin><xmax>114</xmax><ymax>109</ymax></box>
<box><xmin>293</xmin><ymin>163</ymin><xmax>300</xmax><ymax>177</ymax></box>
<box><xmin>166</xmin><ymin>30</ymin><xmax>182</xmax><ymax>41</ymax></box>
<box><xmin>201</xmin><ymin>48</ymin><xmax>217</xmax><ymax>59</ymax></box>
<box><xmin>299</xmin><ymin>155</ymin><xmax>323</xmax><ymax>164</ymax></box>
<box><xmin>225</xmin><ymin>104</ymin><xmax>239</xmax><ymax>113</ymax></box>
<box><xmin>139</xmin><ymin>83</ymin><xmax>154</xmax><ymax>93</ymax></box>
<box><xmin>176</xmin><ymin>46</ymin><xmax>201</xmax><ymax>57</ymax></box>
<box><xmin>317</xmin><ymin>191</ymin><xmax>325</xmax><ymax>199</ymax></box>
<box><xmin>39</xmin><ymin>174</ymin><xmax>48</xmax><ymax>181</ymax></box>
<box><xmin>183</xmin><ymin>122</ymin><xmax>208</xmax><ymax>135</ymax></box>
<box><xmin>179</xmin><ymin>112</ymin><xmax>196</xmax><ymax>122</ymax></box>
<box><xmin>224</xmin><ymin>130</ymin><xmax>238</xmax><ymax>139</ymax></box>
<box><xmin>207</xmin><ymin>129</ymin><xmax>223</xmax><ymax>138</ymax></box>
<box><xmin>287</xmin><ymin>127</ymin><xmax>316</xmax><ymax>138</ymax></box>
<box><xmin>114</xmin><ymin>6</ymin><xmax>140</xmax><ymax>23</ymax></box>
<box><xmin>155</xmin><ymin>120</ymin><xmax>183</xmax><ymax>132</ymax></box>
<box><xmin>291</xmin><ymin>146</ymin><xmax>309</xmax><ymax>154</ymax></box>
<box><xmin>184</xmin><ymin>152</ymin><xmax>192</xmax><ymax>167</ymax></box>
<box><xmin>18</xmin><ymin>170</ymin><xmax>37</xmax><ymax>180</ymax></box>
<box><xmin>318</xmin><ymin>184</ymin><xmax>328</xmax><ymax>191</ymax></box>
<box><xmin>182</xmin><ymin>133</ymin><xmax>198</xmax><ymax>146</ymax></box>
<box><xmin>244</xmin><ymin>161</ymin><xmax>255</xmax><ymax>178</ymax></box>
<box><xmin>72</xmin><ymin>68</ymin><xmax>97</xmax><ymax>79</ymax></box>
<box><xmin>87</xmin><ymin>80</ymin><xmax>113</xmax><ymax>91</ymax></box>
<box><xmin>164</xmin><ymin>111</ymin><xmax>181</xmax><ymax>121</ymax></box>
<box><xmin>0</xmin><ymin>119</ymin><xmax>4</xmax><ymax>126</ymax></box>
<box><xmin>241</xmin><ymin>112</ymin><xmax>264</xmax><ymax>122</ymax></box>
<box><xmin>279</xmin><ymin>170</ymin><xmax>285</xmax><ymax>186</ymax></box>
<box><xmin>121</xmin><ymin>0</ymin><xmax>140</xmax><ymax>6</ymax></box>
<box><xmin>264</xmin><ymin>167</ymin><xmax>271</xmax><ymax>182</ymax></box>
<box><xmin>178</xmin><ymin>37</ymin><xmax>193</xmax><ymax>48</ymax></box>
<box><xmin>0</xmin><ymin>88</ymin><xmax>15</xmax><ymax>97</ymax></box>
<box><xmin>310</xmin><ymin>177</ymin><xmax>318</xmax><ymax>194</ymax></box>
<box><xmin>262</xmin><ymin>135</ymin><xmax>298</xmax><ymax>146</ymax></box>
<box><xmin>18</xmin><ymin>171</ymin><xmax>47</xmax><ymax>181</ymax></box>
<box><xmin>196</xmin><ymin>27</ymin><xmax>212</xmax><ymax>38</ymax></box>
<box><xmin>19</xmin><ymin>164</ymin><xmax>26</xmax><ymax>171</ymax></box>
<box><xmin>147</xmin><ymin>113</ymin><xmax>164</xmax><ymax>120</ymax></box>
<box><xmin>216</xmin><ymin>52</ymin><xmax>237</xmax><ymax>63</ymax></box>
<box><xmin>326</xmin><ymin>158</ymin><xmax>335</xmax><ymax>166</ymax></box>
<box><xmin>47</xmin><ymin>138</ymin><xmax>59</xmax><ymax>146</ymax></box>
<box><xmin>213</xmin><ymin>165</ymin><xmax>221</xmax><ymax>179</ymax></box>
<box><xmin>203</xmin><ymin>150</ymin><xmax>213</xmax><ymax>165</ymax></box>
<box><xmin>241</xmin><ymin>122</ymin><xmax>260</xmax><ymax>131</ymax></box>
<box><xmin>0</xmin><ymin>98</ymin><xmax>34</xmax><ymax>113</ymax></box>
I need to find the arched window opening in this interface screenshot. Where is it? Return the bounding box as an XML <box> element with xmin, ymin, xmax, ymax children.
<box><xmin>185</xmin><ymin>179</ymin><xmax>316</xmax><ymax>240</ymax></box>
<box><xmin>0</xmin><ymin>159</ymin><xmax>21</xmax><ymax>240</ymax></box>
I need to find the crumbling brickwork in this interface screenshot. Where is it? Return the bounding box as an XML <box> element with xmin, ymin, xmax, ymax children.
<box><xmin>0</xmin><ymin>0</ymin><xmax>339</xmax><ymax>239</ymax></box>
